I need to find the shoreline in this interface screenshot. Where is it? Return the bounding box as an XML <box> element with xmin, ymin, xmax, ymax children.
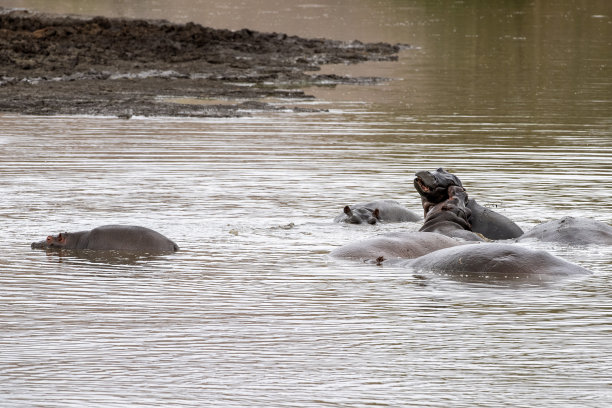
<box><xmin>0</xmin><ymin>8</ymin><xmax>401</xmax><ymax>117</ymax></box>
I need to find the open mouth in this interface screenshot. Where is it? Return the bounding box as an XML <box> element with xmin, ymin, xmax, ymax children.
<box><xmin>415</xmin><ymin>177</ymin><xmax>431</xmax><ymax>192</ymax></box>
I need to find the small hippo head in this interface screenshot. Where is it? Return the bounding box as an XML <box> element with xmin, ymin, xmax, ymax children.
<box><xmin>31</xmin><ymin>232</ymin><xmax>73</xmax><ymax>250</ymax></box>
<box><xmin>414</xmin><ymin>168</ymin><xmax>463</xmax><ymax>204</ymax></box>
<box><xmin>342</xmin><ymin>205</ymin><xmax>381</xmax><ymax>225</ymax></box>
<box><xmin>426</xmin><ymin>185</ymin><xmax>472</xmax><ymax>222</ymax></box>
<box><xmin>443</xmin><ymin>185</ymin><xmax>471</xmax><ymax>219</ymax></box>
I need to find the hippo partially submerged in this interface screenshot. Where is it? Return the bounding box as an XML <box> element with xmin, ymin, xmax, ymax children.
<box><xmin>517</xmin><ymin>216</ymin><xmax>612</xmax><ymax>245</ymax></box>
<box><xmin>419</xmin><ymin>185</ymin><xmax>484</xmax><ymax>241</ymax></box>
<box><xmin>31</xmin><ymin>225</ymin><xmax>179</xmax><ymax>253</ymax></box>
<box><xmin>334</xmin><ymin>199</ymin><xmax>420</xmax><ymax>225</ymax></box>
<box><xmin>405</xmin><ymin>243</ymin><xmax>591</xmax><ymax>283</ymax></box>
<box><xmin>414</xmin><ymin>168</ymin><xmax>523</xmax><ymax>240</ymax></box>
<box><xmin>413</xmin><ymin>168</ymin><xmax>463</xmax><ymax>210</ymax></box>
<box><xmin>330</xmin><ymin>231</ymin><xmax>461</xmax><ymax>262</ymax></box>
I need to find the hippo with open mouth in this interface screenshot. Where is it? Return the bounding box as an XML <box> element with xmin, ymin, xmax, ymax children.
<box><xmin>414</xmin><ymin>168</ymin><xmax>464</xmax><ymax>210</ymax></box>
<box><xmin>414</xmin><ymin>168</ymin><xmax>523</xmax><ymax>240</ymax></box>
<box><xmin>31</xmin><ymin>225</ymin><xmax>179</xmax><ymax>253</ymax></box>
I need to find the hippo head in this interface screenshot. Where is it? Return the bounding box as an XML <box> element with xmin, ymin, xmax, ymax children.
<box><xmin>414</xmin><ymin>168</ymin><xmax>463</xmax><ymax>204</ymax></box>
<box><xmin>342</xmin><ymin>205</ymin><xmax>381</xmax><ymax>225</ymax></box>
<box><xmin>31</xmin><ymin>232</ymin><xmax>73</xmax><ymax>249</ymax></box>
<box><xmin>425</xmin><ymin>185</ymin><xmax>473</xmax><ymax>229</ymax></box>
<box><xmin>438</xmin><ymin>185</ymin><xmax>472</xmax><ymax>220</ymax></box>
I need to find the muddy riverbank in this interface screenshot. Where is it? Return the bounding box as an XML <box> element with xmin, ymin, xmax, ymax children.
<box><xmin>0</xmin><ymin>8</ymin><xmax>401</xmax><ymax>117</ymax></box>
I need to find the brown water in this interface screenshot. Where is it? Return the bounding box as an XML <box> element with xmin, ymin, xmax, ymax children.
<box><xmin>1</xmin><ymin>1</ymin><xmax>612</xmax><ymax>407</ymax></box>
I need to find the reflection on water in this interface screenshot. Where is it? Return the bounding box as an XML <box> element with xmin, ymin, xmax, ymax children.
<box><xmin>33</xmin><ymin>248</ymin><xmax>177</xmax><ymax>265</ymax></box>
<box><xmin>1</xmin><ymin>0</ymin><xmax>612</xmax><ymax>407</ymax></box>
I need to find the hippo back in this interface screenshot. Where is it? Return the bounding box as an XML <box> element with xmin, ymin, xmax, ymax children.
<box><xmin>467</xmin><ymin>199</ymin><xmax>524</xmax><ymax>240</ymax></box>
<box><xmin>365</xmin><ymin>200</ymin><xmax>420</xmax><ymax>222</ymax></box>
<box><xmin>517</xmin><ymin>216</ymin><xmax>612</xmax><ymax>245</ymax></box>
<box><xmin>406</xmin><ymin>243</ymin><xmax>591</xmax><ymax>283</ymax></box>
<box><xmin>85</xmin><ymin>225</ymin><xmax>179</xmax><ymax>252</ymax></box>
<box><xmin>330</xmin><ymin>231</ymin><xmax>461</xmax><ymax>262</ymax></box>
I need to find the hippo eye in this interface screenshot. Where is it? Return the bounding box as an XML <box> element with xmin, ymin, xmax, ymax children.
<box><xmin>57</xmin><ymin>234</ymin><xmax>64</xmax><ymax>242</ymax></box>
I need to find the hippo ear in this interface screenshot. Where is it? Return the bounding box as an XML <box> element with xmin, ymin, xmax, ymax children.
<box><xmin>373</xmin><ymin>208</ymin><xmax>381</xmax><ymax>219</ymax></box>
<box><xmin>343</xmin><ymin>206</ymin><xmax>353</xmax><ymax>216</ymax></box>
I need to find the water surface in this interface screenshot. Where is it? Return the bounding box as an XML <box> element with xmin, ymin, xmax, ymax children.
<box><xmin>1</xmin><ymin>1</ymin><xmax>611</xmax><ymax>407</ymax></box>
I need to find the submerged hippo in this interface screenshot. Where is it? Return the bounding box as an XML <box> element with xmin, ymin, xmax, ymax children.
<box><xmin>31</xmin><ymin>225</ymin><xmax>179</xmax><ymax>253</ymax></box>
<box><xmin>405</xmin><ymin>243</ymin><xmax>591</xmax><ymax>283</ymax></box>
<box><xmin>330</xmin><ymin>231</ymin><xmax>461</xmax><ymax>262</ymax></box>
<box><xmin>414</xmin><ymin>168</ymin><xmax>523</xmax><ymax>240</ymax></box>
<box><xmin>419</xmin><ymin>185</ymin><xmax>484</xmax><ymax>241</ymax></box>
<box><xmin>517</xmin><ymin>216</ymin><xmax>612</xmax><ymax>245</ymax></box>
<box><xmin>334</xmin><ymin>199</ymin><xmax>420</xmax><ymax>224</ymax></box>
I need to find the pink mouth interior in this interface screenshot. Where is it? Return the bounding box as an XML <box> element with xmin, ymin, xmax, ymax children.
<box><xmin>416</xmin><ymin>178</ymin><xmax>431</xmax><ymax>192</ymax></box>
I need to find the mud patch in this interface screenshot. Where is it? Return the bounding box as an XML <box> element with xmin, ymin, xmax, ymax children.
<box><xmin>0</xmin><ymin>8</ymin><xmax>402</xmax><ymax>117</ymax></box>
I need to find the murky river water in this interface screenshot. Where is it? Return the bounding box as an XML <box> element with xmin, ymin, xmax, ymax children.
<box><xmin>1</xmin><ymin>1</ymin><xmax>612</xmax><ymax>407</ymax></box>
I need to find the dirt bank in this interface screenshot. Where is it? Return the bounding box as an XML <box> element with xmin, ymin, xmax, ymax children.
<box><xmin>0</xmin><ymin>8</ymin><xmax>401</xmax><ymax>117</ymax></box>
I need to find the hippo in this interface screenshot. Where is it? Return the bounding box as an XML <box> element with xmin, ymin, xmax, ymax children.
<box><xmin>465</xmin><ymin>197</ymin><xmax>524</xmax><ymax>240</ymax></box>
<box><xmin>334</xmin><ymin>199</ymin><xmax>420</xmax><ymax>224</ymax></box>
<box><xmin>405</xmin><ymin>243</ymin><xmax>591</xmax><ymax>283</ymax></box>
<box><xmin>418</xmin><ymin>185</ymin><xmax>484</xmax><ymax>242</ymax></box>
<box><xmin>414</xmin><ymin>168</ymin><xmax>523</xmax><ymax>240</ymax></box>
<box><xmin>330</xmin><ymin>231</ymin><xmax>461</xmax><ymax>262</ymax></box>
<box><xmin>517</xmin><ymin>216</ymin><xmax>612</xmax><ymax>245</ymax></box>
<box><xmin>31</xmin><ymin>225</ymin><xmax>179</xmax><ymax>253</ymax></box>
<box><xmin>414</xmin><ymin>168</ymin><xmax>464</xmax><ymax>210</ymax></box>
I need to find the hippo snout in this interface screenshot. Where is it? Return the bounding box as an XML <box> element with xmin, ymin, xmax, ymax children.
<box><xmin>31</xmin><ymin>240</ymin><xmax>46</xmax><ymax>249</ymax></box>
<box><xmin>415</xmin><ymin>170</ymin><xmax>436</xmax><ymax>187</ymax></box>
